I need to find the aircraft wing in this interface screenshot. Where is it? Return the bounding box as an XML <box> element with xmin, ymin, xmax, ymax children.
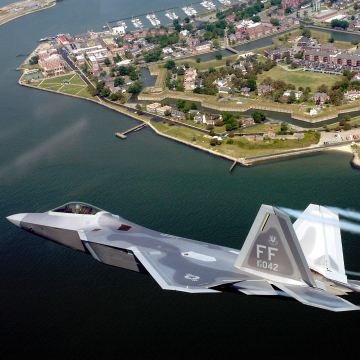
<box><xmin>78</xmin><ymin>222</ymin><xmax>257</xmax><ymax>293</ymax></box>
<box><xmin>274</xmin><ymin>283</ymin><xmax>359</xmax><ymax>312</ymax></box>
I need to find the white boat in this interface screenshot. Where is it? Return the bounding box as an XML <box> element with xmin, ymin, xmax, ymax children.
<box><xmin>131</xmin><ymin>17</ymin><xmax>143</xmax><ymax>28</ymax></box>
<box><xmin>182</xmin><ymin>6</ymin><xmax>197</xmax><ymax>16</ymax></box>
<box><xmin>200</xmin><ymin>1</ymin><xmax>216</xmax><ymax>11</ymax></box>
<box><xmin>146</xmin><ymin>13</ymin><xmax>160</xmax><ymax>26</ymax></box>
<box><xmin>165</xmin><ymin>10</ymin><xmax>178</xmax><ymax>20</ymax></box>
<box><xmin>218</xmin><ymin>0</ymin><xmax>231</xmax><ymax>5</ymax></box>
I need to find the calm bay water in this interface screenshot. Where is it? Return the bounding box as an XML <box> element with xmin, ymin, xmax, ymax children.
<box><xmin>1</xmin><ymin>1</ymin><xmax>360</xmax><ymax>359</ymax></box>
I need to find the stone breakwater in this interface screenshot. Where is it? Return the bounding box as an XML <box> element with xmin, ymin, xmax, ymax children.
<box><xmin>351</xmin><ymin>148</ymin><xmax>360</xmax><ymax>169</ymax></box>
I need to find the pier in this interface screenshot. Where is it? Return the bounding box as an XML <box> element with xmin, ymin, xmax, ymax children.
<box><xmin>229</xmin><ymin>160</ymin><xmax>237</xmax><ymax>172</ymax></box>
<box><xmin>115</xmin><ymin>123</ymin><xmax>147</xmax><ymax>139</ymax></box>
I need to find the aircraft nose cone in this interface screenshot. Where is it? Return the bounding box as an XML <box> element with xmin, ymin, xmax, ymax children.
<box><xmin>6</xmin><ymin>213</ymin><xmax>28</xmax><ymax>228</ymax></box>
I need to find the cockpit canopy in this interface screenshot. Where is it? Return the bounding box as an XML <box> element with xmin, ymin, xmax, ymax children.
<box><xmin>50</xmin><ymin>202</ymin><xmax>104</xmax><ymax>215</ymax></box>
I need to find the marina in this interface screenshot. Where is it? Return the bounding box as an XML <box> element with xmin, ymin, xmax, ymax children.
<box><xmin>218</xmin><ymin>0</ymin><xmax>231</xmax><ymax>5</ymax></box>
<box><xmin>165</xmin><ymin>10</ymin><xmax>178</xmax><ymax>20</ymax></box>
<box><xmin>117</xmin><ymin>20</ymin><xmax>127</xmax><ymax>29</ymax></box>
<box><xmin>131</xmin><ymin>16</ymin><xmax>143</xmax><ymax>28</ymax></box>
<box><xmin>200</xmin><ymin>1</ymin><xmax>216</xmax><ymax>11</ymax></box>
<box><xmin>146</xmin><ymin>13</ymin><xmax>161</xmax><ymax>27</ymax></box>
<box><xmin>181</xmin><ymin>6</ymin><xmax>197</xmax><ymax>16</ymax></box>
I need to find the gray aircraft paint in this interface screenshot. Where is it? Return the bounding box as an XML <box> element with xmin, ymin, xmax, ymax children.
<box><xmin>6</xmin><ymin>202</ymin><xmax>360</xmax><ymax>312</ymax></box>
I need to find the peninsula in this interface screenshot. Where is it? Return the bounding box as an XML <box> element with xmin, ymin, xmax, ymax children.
<box><xmin>0</xmin><ymin>0</ymin><xmax>56</xmax><ymax>26</ymax></box>
<box><xmin>17</xmin><ymin>0</ymin><xmax>360</xmax><ymax>166</ymax></box>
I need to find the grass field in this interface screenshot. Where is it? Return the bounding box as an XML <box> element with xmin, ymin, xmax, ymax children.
<box><xmin>174</xmin><ymin>54</ymin><xmax>238</xmax><ymax>71</ymax></box>
<box><xmin>40</xmin><ymin>74</ymin><xmax>76</xmax><ymax>85</ymax></box>
<box><xmin>155</xmin><ymin>68</ymin><xmax>167</xmax><ymax>88</ymax></box>
<box><xmin>239</xmin><ymin>123</ymin><xmax>282</xmax><ymax>133</ymax></box>
<box><xmin>68</xmin><ymin>75</ymin><xmax>87</xmax><ymax>85</ymax></box>
<box><xmin>151</xmin><ymin>119</ymin><xmax>320</xmax><ymax>158</ymax></box>
<box><xmin>151</xmin><ymin>121</ymin><xmax>204</xmax><ymax>142</ymax></box>
<box><xmin>76</xmin><ymin>87</ymin><xmax>100</xmax><ymax>100</ymax></box>
<box><xmin>39</xmin><ymin>83</ymin><xmax>63</xmax><ymax>91</ymax></box>
<box><xmin>59</xmin><ymin>85</ymin><xmax>85</xmax><ymax>95</ymax></box>
<box><xmin>257</xmin><ymin>66</ymin><xmax>339</xmax><ymax>91</ymax></box>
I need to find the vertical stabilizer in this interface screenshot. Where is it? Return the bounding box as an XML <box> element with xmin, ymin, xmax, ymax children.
<box><xmin>293</xmin><ymin>204</ymin><xmax>347</xmax><ymax>284</ymax></box>
<box><xmin>235</xmin><ymin>205</ymin><xmax>316</xmax><ymax>287</ymax></box>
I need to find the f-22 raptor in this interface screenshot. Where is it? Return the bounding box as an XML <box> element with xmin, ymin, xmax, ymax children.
<box><xmin>7</xmin><ymin>203</ymin><xmax>360</xmax><ymax>312</ymax></box>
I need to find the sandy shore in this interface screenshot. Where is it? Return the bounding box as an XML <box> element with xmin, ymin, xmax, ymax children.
<box><xmin>327</xmin><ymin>145</ymin><xmax>353</xmax><ymax>153</ymax></box>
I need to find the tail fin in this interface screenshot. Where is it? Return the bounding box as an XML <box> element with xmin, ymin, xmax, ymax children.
<box><xmin>235</xmin><ymin>205</ymin><xmax>316</xmax><ymax>287</ymax></box>
<box><xmin>293</xmin><ymin>204</ymin><xmax>347</xmax><ymax>284</ymax></box>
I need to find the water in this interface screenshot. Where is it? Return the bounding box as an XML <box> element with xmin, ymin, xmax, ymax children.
<box><xmin>1</xmin><ymin>1</ymin><xmax>360</xmax><ymax>359</ymax></box>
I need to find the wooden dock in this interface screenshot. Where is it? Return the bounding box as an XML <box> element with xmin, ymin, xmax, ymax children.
<box><xmin>229</xmin><ymin>160</ymin><xmax>237</xmax><ymax>172</ymax></box>
<box><xmin>115</xmin><ymin>123</ymin><xmax>147</xmax><ymax>139</ymax></box>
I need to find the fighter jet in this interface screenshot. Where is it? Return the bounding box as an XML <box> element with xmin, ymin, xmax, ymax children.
<box><xmin>6</xmin><ymin>203</ymin><xmax>360</xmax><ymax>312</ymax></box>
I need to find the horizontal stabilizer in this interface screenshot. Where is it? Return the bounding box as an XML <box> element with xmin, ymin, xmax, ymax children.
<box><xmin>232</xmin><ymin>280</ymin><xmax>278</xmax><ymax>296</ymax></box>
<box><xmin>293</xmin><ymin>204</ymin><xmax>347</xmax><ymax>284</ymax></box>
<box><xmin>274</xmin><ymin>283</ymin><xmax>359</xmax><ymax>312</ymax></box>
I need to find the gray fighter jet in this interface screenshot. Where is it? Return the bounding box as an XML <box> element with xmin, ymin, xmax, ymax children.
<box><xmin>6</xmin><ymin>203</ymin><xmax>360</xmax><ymax>312</ymax></box>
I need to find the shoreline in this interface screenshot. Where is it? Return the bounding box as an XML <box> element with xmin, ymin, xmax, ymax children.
<box><xmin>0</xmin><ymin>2</ymin><xmax>56</xmax><ymax>27</ymax></box>
<box><xmin>21</xmin><ymin>78</ymin><xmax>347</xmax><ymax>168</ymax></box>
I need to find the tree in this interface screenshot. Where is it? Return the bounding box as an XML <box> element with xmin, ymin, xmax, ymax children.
<box><xmin>228</xmin><ymin>131</ymin><xmax>235</xmax><ymax>138</ymax></box>
<box><xmin>29</xmin><ymin>55</ymin><xmax>39</xmax><ymax>65</ymax></box>
<box><xmin>328</xmin><ymin>37</ymin><xmax>334</xmax><ymax>43</ymax></box>
<box><xmin>87</xmin><ymin>85</ymin><xmax>99</xmax><ymax>96</ymax></box>
<box><xmin>193</xmin><ymin>87</ymin><xmax>201</xmax><ymax>93</ymax></box>
<box><xmin>190</xmin><ymin>102</ymin><xmax>197</xmax><ymax>110</ymax></box>
<box><xmin>196</xmin><ymin>58</ymin><xmax>201</xmax><ymax>63</ymax></box>
<box><xmin>215</xmin><ymin>54</ymin><xmax>222</xmax><ymax>60</ymax></box>
<box><xmin>246</xmin><ymin>78</ymin><xmax>257</xmax><ymax>91</ymax></box>
<box><xmin>176</xmin><ymin>99</ymin><xmax>186</xmax><ymax>109</ymax></box>
<box><xmin>270</xmin><ymin>18</ymin><xmax>279</xmax><ymax>26</ymax></box>
<box><xmin>206</xmin><ymin>124</ymin><xmax>214</xmax><ymax>130</ymax></box>
<box><xmin>342</xmin><ymin>114</ymin><xmax>351</xmax><ymax>122</ymax></box>
<box><xmin>285</xmin><ymin>7</ymin><xmax>292</xmax><ymax>14</ymax></box>
<box><xmin>128</xmin><ymin>82</ymin><xmax>141</xmax><ymax>93</ymax></box>
<box><xmin>286</xmin><ymin>56</ymin><xmax>291</xmax><ymax>64</ymax></box>
<box><xmin>213</xmin><ymin>40</ymin><xmax>220</xmax><ymax>49</ymax></box>
<box><xmin>100</xmin><ymin>88</ymin><xmax>110</xmax><ymax>97</ymax></box>
<box><xmin>252</xmin><ymin>15</ymin><xmax>261</xmax><ymax>22</ymax></box>
<box><xmin>251</xmin><ymin>111</ymin><xmax>266</xmax><ymax>123</ymax></box>
<box><xmin>352</xmin><ymin>39</ymin><xmax>359</xmax><ymax>45</ymax></box>
<box><xmin>317</xmin><ymin>84</ymin><xmax>328</xmax><ymax>93</ymax></box>
<box><xmin>164</xmin><ymin>109</ymin><xmax>171</xmax><ymax>116</ymax></box>
<box><xmin>109</xmin><ymin>93</ymin><xmax>118</xmax><ymax>101</ymax></box>
<box><xmin>114</xmin><ymin>77</ymin><xmax>124</xmax><ymax>87</ymax></box>
<box><xmin>164</xmin><ymin>60</ymin><xmax>175</xmax><ymax>69</ymax></box>
<box><xmin>281</xmin><ymin>122</ymin><xmax>288</xmax><ymax>132</ymax></box>
<box><xmin>104</xmin><ymin>57</ymin><xmax>111</xmax><ymax>66</ymax></box>
<box><xmin>302</xmin><ymin>28</ymin><xmax>311</xmax><ymax>38</ymax></box>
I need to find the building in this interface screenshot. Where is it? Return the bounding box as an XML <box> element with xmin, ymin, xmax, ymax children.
<box><xmin>219</xmin><ymin>86</ymin><xmax>231</xmax><ymax>94</ymax></box>
<box><xmin>313</xmin><ymin>10</ymin><xmax>338</xmax><ymax>20</ymax></box>
<box><xmin>193</xmin><ymin>41</ymin><xmax>212</xmax><ymax>53</ymax></box>
<box><xmin>240</xmin><ymin>87</ymin><xmax>251</xmax><ymax>96</ymax></box>
<box><xmin>214</xmin><ymin>78</ymin><xmax>228</xmax><ymax>87</ymax></box>
<box><xmin>313</xmin><ymin>92</ymin><xmax>330</xmax><ymax>103</ymax></box>
<box><xmin>281</xmin><ymin>0</ymin><xmax>301</xmax><ymax>9</ymax></box>
<box><xmin>258</xmin><ymin>85</ymin><xmax>273</xmax><ymax>95</ymax></box>
<box><xmin>283</xmin><ymin>90</ymin><xmax>302</xmax><ymax>99</ymax></box>
<box><xmin>304</xmin><ymin>50</ymin><xmax>331</xmax><ymax>63</ymax></box>
<box><xmin>38</xmin><ymin>53</ymin><xmax>64</xmax><ymax>75</ymax></box>
<box><xmin>171</xmin><ymin>110</ymin><xmax>186</xmax><ymax>120</ymax></box>
<box><xmin>344</xmin><ymin>91</ymin><xmax>360</xmax><ymax>100</ymax></box>
<box><xmin>146</xmin><ymin>103</ymin><xmax>161</xmax><ymax>112</ymax></box>
<box><xmin>156</xmin><ymin>105</ymin><xmax>172</xmax><ymax>115</ymax></box>
<box><xmin>184</xmin><ymin>68</ymin><xmax>197</xmax><ymax>90</ymax></box>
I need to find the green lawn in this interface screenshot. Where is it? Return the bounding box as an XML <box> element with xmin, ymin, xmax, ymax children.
<box><xmin>69</xmin><ymin>75</ymin><xmax>87</xmax><ymax>85</ymax></box>
<box><xmin>40</xmin><ymin>74</ymin><xmax>75</xmax><ymax>85</ymax></box>
<box><xmin>257</xmin><ymin>66</ymin><xmax>339</xmax><ymax>91</ymax></box>
<box><xmin>175</xmin><ymin>54</ymin><xmax>238</xmax><ymax>71</ymax></box>
<box><xmin>59</xmin><ymin>85</ymin><xmax>86</xmax><ymax>95</ymax></box>
<box><xmin>39</xmin><ymin>83</ymin><xmax>63</xmax><ymax>91</ymax></box>
<box><xmin>76</xmin><ymin>87</ymin><xmax>100</xmax><ymax>100</ymax></box>
<box><xmin>239</xmin><ymin>123</ymin><xmax>282</xmax><ymax>134</ymax></box>
<box><xmin>155</xmin><ymin>68</ymin><xmax>167</xmax><ymax>88</ymax></box>
<box><xmin>151</xmin><ymin>120</ymin><xmax>204</xmax><ymax>142</ymax></box>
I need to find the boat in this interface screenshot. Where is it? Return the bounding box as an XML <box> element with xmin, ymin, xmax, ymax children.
<box><xmin>117</xmin><ymin>20</ymin><xmax>127</xmax><ymax>29</ymax></box>
<box><xmin>218</xmin><ymin>0</ymin><xmax>231</xmax><ymax>5</ymax></box>
<box><xmin>102</xmin><ymin>25</ymin><xmax>108</xmax><ymax>29</ymax></box>
<box><xmin>146</xmin><ymin>13</ymin><xmax>161</xmax><ymax>26</ymax></box>
<box><xmin>200</xmin><ymin>1</ymin><xmax>216</xmax><ymax>10</ymax></box>
<box><xmin>131</xmin><ymin>16</ymin><xmax>143</xmax><ymax>28</ymax></box>
<box><xmin>182</xmin><ymin>6</ymin><xmax>197</xmax><ymax>16</ymax></box>
<box><xmin>165</xmin><ymin>10</ymin><xmax>178</xmax><ymax>20</ymax></box>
